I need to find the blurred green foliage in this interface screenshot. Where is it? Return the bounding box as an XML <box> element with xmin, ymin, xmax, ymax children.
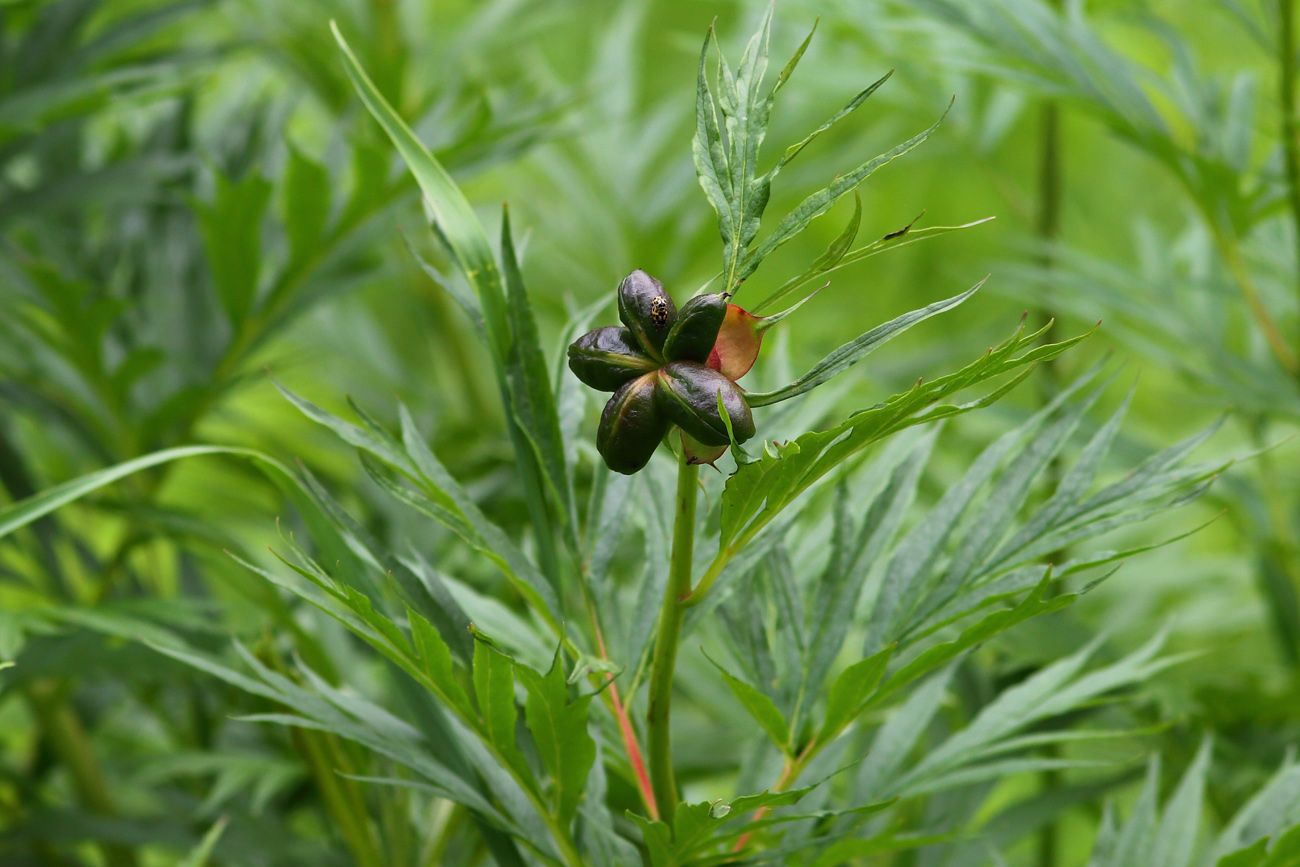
<box><xmin>0</xmin><ymin>0</ymin><xmax>1298</xmax><ymax>865</ymax></box>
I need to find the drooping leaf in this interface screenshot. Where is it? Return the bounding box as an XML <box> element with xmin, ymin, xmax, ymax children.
<box><xmin>705</xmin><ymin>650</ymin><xmax>791</xmax><ymax>753</ymax></box>
<box><xmin>744</xmin><ymin>281</ymin><xmax>983</xmax><ymax>407</ymax></box>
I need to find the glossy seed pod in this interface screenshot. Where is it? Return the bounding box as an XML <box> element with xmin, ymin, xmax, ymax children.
<box><xmin>654</xmin><ymin>362</ymin><xmax>755</xmax><ymax>448</ymax></box>
<box><xmin>597</xmin><ymin>373</ymin><xmax>671</xmax><ymax>475</ymax></box>
<box><xmin>617</xmin><ymin>269</ymin><xmax>677</xmax><ymax>359</ymax></box>
<box><xmin>663</xmin><ymin>292</ymin><xmax>728</xmax><ymax>364</ymax></box>
<box><xmin>568</xmin><ymin>326</ymin><xmax>659</xmax><ymax>391</ymax></box>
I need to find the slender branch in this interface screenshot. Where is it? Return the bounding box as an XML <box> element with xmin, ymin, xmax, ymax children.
<box><xmin>592</xmin><ymin>613</ymin><xmax>658</xmax><ymax>819</ymax></box>
<box><xmin>1035</xmin><ymin>35</ymin><xmax>1064</xmax><ymax>866</ymax></box>
<box><xmin>1280</xmin><ymin>0</ymin><xmax>1300</xmax><ymax>377</ymax></box>
<box><xmin>290</xmin><ymin>726</ymin><xmax>386</xmax><ymax>867</ymax></box>
<box><xmin>1035</xmin><ymin>92</ymin><xmax>1063</xmax><ymax>401</ymax></box>
<box><xmin>731</xmin><ymin>748</ymin><xmax>806</xmax><ymax>852</ymax></box>
<box><xmin>1213</xmin><ymin>224</ymin><xmax>1298</xmax><ymax>373</ymax></box>
<box><xmin>647</xmin><ymin>451</ymin><xmax>700</xmax><ymax>820</ymax></box>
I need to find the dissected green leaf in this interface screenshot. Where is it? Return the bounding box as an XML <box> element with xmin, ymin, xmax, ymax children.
<box><xmin>873</xmin><ymin>574</ymin><xmax>1074</xmax><ymax>703</ymax></box>
<box><xmin>515</xmin><ymin>648</ymin><xmax>597</xmax><ymax>825</ymax></box>
<box><xmin>717</xmin><ymin>319</ymin><xmax>1090</xmax><ymax>556</ymax></box>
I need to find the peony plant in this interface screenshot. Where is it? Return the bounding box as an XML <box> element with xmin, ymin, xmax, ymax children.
<box><xmin>7</xmin><ymin>6</ymin><xmax>1294</xmax><ymax>866</ymax></box>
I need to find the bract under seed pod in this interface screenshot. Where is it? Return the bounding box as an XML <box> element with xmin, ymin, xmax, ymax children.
<box><xmin>654</xmin><ymin>361</ymin><xmax>755</xmax><ymax>448</ymax></box>
<box><xmin>680</xmin><ymin>430</ymin><xmax>728</xmax><ymax>467</ymax></box>
<box><xmin>568</xmin><ymin>326</ymin><xmax>659</xmax><ymax>391</ymax></box>
<box><xmin>597</xmin><ymin>373</ymin><xmax>670</xmax><ymax>475</ymax></box>
<box><xmin>617</xmin><ymin>269</ymin><xmax>676</xmax><ymax>359</ymax></box>
<box><xmin>663</xmin><ymin>292</ymin><xmax>728</xmax><ymax>364</ymax></box>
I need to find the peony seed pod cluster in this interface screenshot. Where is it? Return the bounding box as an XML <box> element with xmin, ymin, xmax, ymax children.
<box><xmin>568</xmin><ymin>270</ymin><xmax>758</xmax><ymax>474</ymax></box>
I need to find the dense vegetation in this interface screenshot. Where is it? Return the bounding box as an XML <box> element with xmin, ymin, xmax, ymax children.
<box><xmin>1</xmin><ymin>1</ymin><xmax>1299</xmax><ymax>865</ymax></box>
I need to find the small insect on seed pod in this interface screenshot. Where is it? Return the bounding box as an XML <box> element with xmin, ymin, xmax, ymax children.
<box><xmin>654</xmin><ymin>362</ymin><xmax>755</xmax><ymax>448</ymax></box>
<box><xmin>597</xmin><ymin>373</ymin><xmax>672</xmax><ymax>475</ymax></box>
<box><xmin>663</xmin><ymin>292</ymin><xmax>729</xmax><ymax>364</ymax></box>
<box><xmin>567</xmin><ymin>326</ymin><xmax>659</xmax><ymax>392</ymax></box>
<box><xmin>617</xmin><ymin>269</ymin><xmax>677</xmax><ymax>360</ymax></box>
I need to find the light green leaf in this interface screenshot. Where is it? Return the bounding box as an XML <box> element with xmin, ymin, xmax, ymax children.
<box><xmin>0</xmin><ymin>445</ymin><xmax>268</xmax><ymax>539</ymax></box>
<box><xmin>501</xmin><ymin>205</ymin><xmax>575</xmax><ymax>541</ymax></box>
<box><xmin>736</xmin><ymin>98</ymin><xmax>953</xmax><ymax>287</ymax></box>
<box><xmin>332</xmin><ymin>21</ymin><xmax>508</xmax><ymax>358</ymax></box>
<box><xmin>811</xmin><ymin>831</ymin><xmax>953</xmax><ymax>867</ymax></box>
<box><xmin>334</xmin><ymin>21</ymin><xmax>566</xmax><ymax>595</ymax></box>
<box><xmin>628</xmin><ymin>811</ymin><xmax>673</xmax><ymax>866</ymax></box>
<box><xmin>750</xmin><ymin>212</ymin><xmax>994</xmax><ymax>314</ymax></box>
<box><xmin>779</xmin><ymin>69</ymin><xmax>893</xmax><ymax>169</ymax></box>
<box><xmin>1218</xmin><ymin>839</ymin><xmax>1271</xmax><ymax>867</ymax></box>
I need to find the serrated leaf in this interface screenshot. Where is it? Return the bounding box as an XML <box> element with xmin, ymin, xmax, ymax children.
<box><xmin>473</xmin><ymin>640</ymin><xmax>535</xmax><ymax>789</ymax></box>
<box><xmin>408</xmin><ymin>607</ymin><xmax>476</xmax><ymax>721</ymax></box>
<box><xmin>515</xmin><ymin>647</ymin><xmax>597</xmax><ymax>825</ymax></box>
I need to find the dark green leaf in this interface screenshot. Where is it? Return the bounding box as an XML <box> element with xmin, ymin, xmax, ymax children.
<box><xmin>819</xmin><ymin>644</ymin><xmax>895</xmax><ymax>742</ymax></box>
<box><xmin>704</xmin><ymin>650</ymin><xmax>791</xmax><ymax>752</ymax></box>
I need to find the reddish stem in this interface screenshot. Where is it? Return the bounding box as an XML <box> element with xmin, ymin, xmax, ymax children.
<box><xmin>595</xmin><ymin>621</ymin><xmax>659</xmax><ymax>820</ymax></box>
<box><xmin>731</xmin><ymin>740</ymin><xmax>816</xmax><ymax>852</ymax></box>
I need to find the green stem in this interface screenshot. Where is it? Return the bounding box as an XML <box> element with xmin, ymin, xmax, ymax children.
<box><xmin>25</xmin><ymin>682</ymin><xmax>137</xmax><ymax>867</ymax></box>
<box><xmin>1212</xmin><ymin>223</ymin><xmax>1297</xmax><ymax>373</ymax></box>
<box><xmin>1280</xmin><ymin>0</ymin><xmax>1300</xmax><ymax>377</ymax></box>
<box><xmin>1035</xmin><ymin>22</ymin><xmax>1064</xmax><ymax>862</ymax></box>
<box><xmin>647</xmin><ymin>451</ymin><xmax>699</xmax><ymax>821</ymax></box>
<box><xmin>1035</xmin><ymin>92</ymin><xmax>1063</xmax><ymax>401</ymax></box>
<box><xmin>291</xmin><ymin>719</ymin><xmax>386</xmax><ymax>867</ymax></box>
